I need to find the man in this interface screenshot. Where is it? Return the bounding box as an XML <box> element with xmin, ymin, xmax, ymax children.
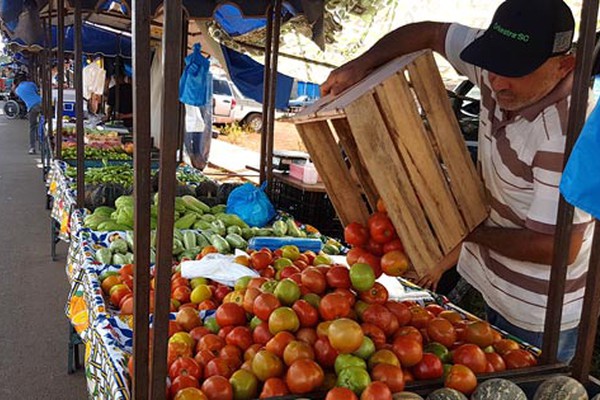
<box><xmin>322</xmin><ymin>0</ymin><xmax>593</xmax><ymax>362</ymax></box>
<box><xmin>13</xmin><ymin>74</ymin><xmax>42</xmax><ymax>154</ymax></box>
<box><xmin>106</xmin><ymin>74</ymin><xmax>133</xmax><ymax>128</ymax></box>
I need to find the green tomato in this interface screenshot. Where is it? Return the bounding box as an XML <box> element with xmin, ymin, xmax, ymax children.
<box><xmin>302</xmin><ymin>293</ymin><xmax>321</xmax><ymax>309</ymax></box>
<box><xmin>273</xmin><ymin>257</ymin><xmax>293</xmax><ymax>271</ymax></box>
<box><xmin>281</xmin><ymin>245</ymin><xmax>300</xmax><ymax>261</ymax></box>
<box><xmin>313</xmin><ymin>254</ymin><xmax>332</xmax><ymax>266</ymax></box>
<box><xmin>352</xmin><ymin>336</ymin><xmax>376</xmax><ymax>360</ymax></box>
<box><xmin>424</xmin><ymin>342</ymin><xmax>452</xmax><ymax>364</ymax></box>
<box><xmin>260</xmin><ymin>280</ymin><xmax>278</xmax><ymax>294</ymax></box>
<box><xmin>354</xmin><ymin>300</ymin><xmax>369</xmax><ymax>319</ymax></box>
<box><xmin>274</xmin><ymin>279</ymin><xmax>301</xmax><ymax>306</ymax></box>
<box><xmin>250</xmin><ymin>315</ymin><xmax>263</xmax><ymax>330</ymax></box>
<box><xmin>229</xmin><ymin>369</ymin><xmax>258</xmax><ymax>400</ymax></box>
<box><xmin>334</xmin><ymin>354</ymin><xmax>367</xmax><ymax>375</ymax></box>
<box><xmin>336</xmin><ymin>366</ymin><xmax>371</xmax><ymax>395</ymax></box>
<box><xmin>349</xmin><ymin>263</ymin><xmax>375</xmax><ymax>292</ymax></box>
<box><xmin>234</xmin><ymin>276</ymin><xmax>252</xmax><ymax>291</ymax></box>
<box><xmin>204</xmin><ymin>316</ymin><xmax>220</xmax><ymax>333</ymax></box>
<box><xmin>190</xmin><ymin>277</ymin><xmax>208</xmax><ymax>289</ymax></box>
<box><xmin>443</xmin><ymin>363</ymin><xmax>453</xmax><ymax>379</ymax></box>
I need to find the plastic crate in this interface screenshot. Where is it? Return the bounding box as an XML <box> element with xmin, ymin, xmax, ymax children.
<box><xmin>269</xmin><ymin>178</ymin><xmax>343</xmax><ymax>239</ymax></box>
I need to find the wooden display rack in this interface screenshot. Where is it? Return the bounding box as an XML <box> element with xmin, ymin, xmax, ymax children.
<box><xmin>293</xmin><ymin>50</ymin><xmax>488</xmax><ymax>275</ymax></box>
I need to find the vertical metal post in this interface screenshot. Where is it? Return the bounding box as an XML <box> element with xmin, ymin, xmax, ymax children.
<box><xmin>74</xmin><ymin>1</ymin><xmax>84</xmax><ymax>208</ymax></box>
<box><xmin>132</xmin><ymin>0</ymin><xmax>152</xmax><ymax>397</ymax></box>
<box><xmin>150</xmin><ymin>0</ymin><xmax>182</xmax><ymax>398</ymax></box>
<box><xmin>259</xmin><ymin>4</ymin><xmax>274</xmax><ymax>184</ymax></box>
<box><xmin>265</xmin><ymin>0</ymin><xmax>283</xmax><ymax>194</ymax></box>
<box><xmin>46</xmin><ymin>2</ymin><xmax>53</xmax><ymax>161</ymax></box>
<box><xmin>177</xmin><ymin>13</ymin><xmax>188</xmax><ymax>164</ymax></box>
<box><xmin>541</xmin><ymin>0</ymin><xmax>600</xmax><ymax>364</ymax></box>
<box><xmin>41</xmin><ymin>17</ymin><xmax>49</xmax><ymax>141</ymax></box>
<box><xmin>56</xmin><ymin>0</ymin><xmax>64</xmax><ymax>159</ymax></box>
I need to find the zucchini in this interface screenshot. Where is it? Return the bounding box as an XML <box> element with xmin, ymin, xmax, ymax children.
<box><xmin>227</xmin><ymin>225</ymin><xmax>242</xmax><ymax>236</ymax></box>
<box><xmin>225</xmin><ymin>233</ymin><xmax>248</xmax><ymax>250</ymax></box>
<box><xmin>211</xmin><ymin>220</ymin><xmax>227</xmax><ymax>236</ymax></box>
<box><xmin>210</xmin><ymin>235</ymin><xmax>231</xmax><ymax>254</ymax></box>
<box><xmin>182</xmin><ymin>231</ymin><xmax>197</xmax><ymax>250</ymax></box>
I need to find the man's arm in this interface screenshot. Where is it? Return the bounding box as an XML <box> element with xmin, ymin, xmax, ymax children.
<box><xmin>467</xmin><ymin>225</ymin><xmax>585</xmax><ymax>265</ymax></box>
<box><xmin>321</xmin><ymin>22</ymin><xmax>450</xmax><ymax>96</ymax></box>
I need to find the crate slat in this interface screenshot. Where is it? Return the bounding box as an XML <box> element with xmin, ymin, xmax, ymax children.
<box><xmin>295</xmin><ymin>121</ymin><xmax>371</xmax><ymax>226</ymax></box>
<box><xmin>408</xmin><ymin>53</ymin><xmax>488</xmax><ymax>229</ymax></box>
<box><xmin>345</xmin><ymin>95</ymin><xmax>443</xmax><ymax>271</ymax></box>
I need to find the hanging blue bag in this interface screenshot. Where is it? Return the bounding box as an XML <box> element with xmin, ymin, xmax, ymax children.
<box><xmin>179</xmin><ymin>43</ymin><xmax>210</xmax><ymax>106</ymax></box>
<box><xmin>226</xmin><ymin>182</ymin><xmax>276</xmax><ymax>227</ymax></box>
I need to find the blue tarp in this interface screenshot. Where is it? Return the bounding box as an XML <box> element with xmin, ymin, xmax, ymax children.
<box><xmin>214</xmin><ymin>4</ymin><xmax>298</xmax><ymax>37</ymax></box>
<box><xmin>297</xmin><ymin>81</ymin><xmax>320</xmax><ymax>99</ymax></box>
<box><xmin>221</xmin><ymin>44</ymin><xmax>293</xmax><ymax>110</ymax></box>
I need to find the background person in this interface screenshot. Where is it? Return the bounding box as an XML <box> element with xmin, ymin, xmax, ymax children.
<box><xmin>12</xmin><ymin>73</ymin><xmax>42</xmax><ymax>154</ymax></box>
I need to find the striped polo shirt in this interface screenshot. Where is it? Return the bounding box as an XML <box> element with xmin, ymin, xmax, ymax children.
<box><xmin>446</xmin><ymin>23</ymin><xmax>594</xmax><ymax>332</ymax></box>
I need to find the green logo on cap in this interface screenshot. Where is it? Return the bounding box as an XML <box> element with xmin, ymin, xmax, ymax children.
<box><xmin>492</xmin><ymin>22</ymin><xmax>530</xmax><ymax>43</ymax></box>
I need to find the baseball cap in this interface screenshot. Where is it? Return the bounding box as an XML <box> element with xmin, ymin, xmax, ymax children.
<box><xmin>460</xmin><ymin>0</ymin><xmax>575</xmax><ymax>78</ymax></box>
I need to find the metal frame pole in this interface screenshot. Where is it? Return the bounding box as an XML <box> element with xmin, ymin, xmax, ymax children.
<box><xmin>132</xmin><ymin>0</ymin><xmax>152</xmax><ymax>396</ymax></box>
<box><xmin>74</xmin><ymin>0</ymin><xmax>84</xmax><ymax>208</ymax></box>
<box><xmin>177</xmin><ymin>13</ymin><xmax>188</xmax><ymax>164</ymax></box>
<box><xmin>56</xmin><ymin>0</ymin><xmax>64</xmax><ymax>160</ymax></box>
<box><xmin>259</xmin><ymin>4</ymin><xmax>274</xmax><ymax>184</ymax></box>
<box><xmin>150</xmin><ymin>0</ymin><xmax>183</xmax><ymax>398</ymax></box>
<box><xmin>541</xmin><ymin>0</ymin><xmax>600</xmax><ymax>364</ymax></box>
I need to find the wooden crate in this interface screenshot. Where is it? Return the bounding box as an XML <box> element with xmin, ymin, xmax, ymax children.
<box><xmin>292</xmin><ymin>50</ymin><xmax>488</xmax><ymax>275</ymax></box>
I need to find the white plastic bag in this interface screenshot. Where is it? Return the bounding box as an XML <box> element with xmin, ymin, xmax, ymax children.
<box><xmin>180</xmin><ymin>253</ymin><xmax>258</xmax><ymax>287</ymax></box>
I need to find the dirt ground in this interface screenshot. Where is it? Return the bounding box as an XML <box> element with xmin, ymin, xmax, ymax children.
<box><xmin>217</xmin><ymin>120</ymin><xmax>307</xmax><ymax>153</ymax></box>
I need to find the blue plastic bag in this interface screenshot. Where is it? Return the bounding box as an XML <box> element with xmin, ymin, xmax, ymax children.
<box><xmin>226</xmin><ymin>182</ymin><xmax>276</xmax><ymax>227</ymax></box>
<box><xmin>179</xmin><ymin>43</ymin><xmax>210</xmax><ymax>107</ymax></box>
<box><xmin>560</xmin><ymin>99</ymin><xmax>600</xmax><ymax>219</ymax></box>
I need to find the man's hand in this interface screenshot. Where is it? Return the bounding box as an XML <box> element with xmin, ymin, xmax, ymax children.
<box><xmin>321</xmin><ymin>59</ymin><xmax>370</xmax><ymax>97</ymax></box>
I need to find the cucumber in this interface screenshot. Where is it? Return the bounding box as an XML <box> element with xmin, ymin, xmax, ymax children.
<box><xmin>227</xmin><ymin>225</ymin><xmax>242</xmax><ymax>236</ymax></box>
<box><xmin>200</xmin><ymin>214</ymin><xmax>216</xmax><ymax>222</ymax></box>
<box><xmin>182</xmin><ymin>231</ymin><xmax>197</xmax><ymax>250</ymax></box>
<box><xmin>225</xmin><ymin>233</ymin><xmax>248</xmax><ymax>250</ymax></box>
<box><xmin>210</xmin><ymin>235</ymin><xmax>231</xmax><ymax>254</ymax></box>
<box><xmin>211</xmin><ymin>220</ymin><xmax>227</xmax><ymax>236</ymax></box>
<box><xmin>195</xmin><ymin>233</ymin><xmax>210</xmax><ymax>248</ymax></box>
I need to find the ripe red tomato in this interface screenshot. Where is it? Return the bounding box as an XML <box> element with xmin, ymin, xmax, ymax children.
<box><xmin>361</xmin><ymin>323</ymin><xmax>387</xmax><ymax>348</ymax></box>
<box><xmin>366</xmin><ymin>238</ymin><xmax>384</xmax><ymax>256</ymax></box>
<box><xmin>444</xmin><ymin>364</ymin><xmax>477</xmax><ymax>395</ymax></box>
<box><xmin>368</xmin><ymin>213</ymin><xmax>396</xmax><ymax>244</ymax></box>
<box><xmin>383</xmin><ymin>238</ymin><xmax>404</xmax><ymax>254</ymax></box>
<box><xmin>169</xmin><ymin>357</ymin><xmax>202</xmax><ymax>380</ymax></box>
<box><xmin>361</xmin><ymin>381</ymin><xmax>392</xmax><ymax>400</ymax></box>
<box><xmin>412</xmin><ymin>353</ymin><xmax>443</xmax><ymax>380</ymax></box>
<box><xmin>204</xmin><ymin>358</ymin><xmax>233</xmax><ymax>379</ymax></box>
<box><xmin>218</xmin><ymin>326</ymin><xmax>235</xmax><ymax>341</ymax></box>
<box><xmin>380</xmin><ymin>250</ymin><xmax>410</xmax><ymax>277</ymax></box>
<box><xmin>283</xmin><ymin>340</ymin><xmax>315</xmax><ymax>366</ymax></box>
<box><xmin>219</xmin><ymin>345</ymin><xmax>243</xmax><ymax>369</ymax></box>
<box><xmin>334</xmin><ymin>288</ymin><xmax>356</xmax><ymax>307</ymax></box>
<box><xmin>225</xmin><ymin>326</ymin><xmax>253</xmax><ymax>351</ymax></box>
<box><xmin>197</xmin><ymin>334</ymin><xmax>225</xmax><ymax>356</ymax></box>
<box><xmin>198</xmin><ymin>300</ymin><xmax>218</xmax><ymax>311</ymax></box>
<box><xmin>463</xmin><ymin>321</ymin><xmax>495</xmax><ymax>348</ymax></box>
<box><xmin>260</xmin><ymin>377</ymin><xmax>289</xmax><ymax>399</ymax></box>
<box><xmin>346</xmin><ymin>247</ymin><xmax>369</xmax><ymax>266</ymax></box>
<box><xmin>326</xmin><ymin>387</ymin><xmax>358</xmax><ymax>400</ymax></box>
<box><xmin>371</xmin><ymin>363</ymin><xmax>405</xmax><ymax>393</ymax></box>
<box><xmin>426</xmin><ymin>318</ymin><xmax>457</xmax><ymax>348</ymax></box>
<box><xmin>344</xmin><ymin>222</ymin><xmax>369</xmax><ymax>247</ymax></box>
<box><xmin>189</xmin><ymin>326</ymin><xmax>210</xmax><ymax>343</ymax></box>
<box><xmin>424</xmin><ymin>304</ymin><xmax>445</xmax><ymax>316</ymax></box>
<box><xmin>385</xmin><ymin>302</ymin><xmax>412</xmax><ymax>327</ymax></box>
<box><xmin>266</xmin><ymin>332</ymin><xmax>295</xmax><ymax>358</ymax></box>
<box><xmin>503</xmin><ymin>349</ymin><xmax>537</xmax><ymax>369</ymax></box>
<box><xmin>359</xmin><ymin>282</ymin><xmax>389</xmax><ymax>305</ymax></box>
<box><xmin>301</xmin><ymin>267</ymin><xmax>327</xmax><ymax>294</ymax></box>
<box><xmin>215</xmin><ymin>303</ymin><xmax>246</xmax><ymax>327</ymax></box>
<box><xmin>296</xmin><ymin>327</ymin><xmax>318</xmax><ymax>346</ymax></box>
<box><xmin>170</xmin><ymin>375</ymin><xmax>199</xmax><ymax>399</ymax></box>
<box><xmin>168</xmin><ymin>341</ymin><xmax>193</xmax><ymax>366</ymax></box>
<box><xmin>200</xmin><ymin>376</ymin><xmax>233</xmax><ymax>400</ymax></box>
<box><xmin>452</xmin><ymin>344</ymin><xmax>488</xmax><ymax>373</ymax></box>
<box><xmin>313</xmin><ymin>337</ymin><xmax>339</xmax><ymax>368</ymax></box>
<box><xmin>285</xmin><ymin>359</ymin><xmax>324</xmax><ymax>394</ymax></box>
<box><xmin>252</xmin><ymin>322</ymin><xmax>274</xmax><ymax>345</ymax></box>
<box><xmin>325</xmin><ymin>266</ymin><xmax>351</xmax><ymax>289</ymax></box>
<box><xmin>242</xmin><ymin>287</ymin><xmax>261</xmax><ymax>314</ymax></box>
<box><xmin>251</xmin><ymin>251</ymin><xmax>273</xmax><ymax>271</ymax></box>
<box><xmin>172</xmin><ymin>286</ymin><xmax>192</xmax><ymax>305</ymax></box>
<box><xmin>392</xmin><ymin>336</ymin><xmax>423</xmax><ymax>367</ymax></box>
<box><xmin>244</xmin><ymin>344</ymin><xmax>262</xmax><ymax>362</ymax></box>
<box><xmin>247</xmin><ymin>277</ymin><xmax>268</xmax><ymax>291</ymax></box>
<box><xmin>393</xmin><ymin>326</ymin><xmax>423</xmax><ymax>344</ymax></box>
<box><xmin>253</xmin><ymin>293</ymin><xmax>281</xmax><ymax>321</ymax></box>
<box><xmin>194</xmin><ymin>349</ymin><xmax>216</xmax><ymax>369</ymax></box>
<box><xmin>356</xmin><ymin>253</ymin><xmax>382</xmax><ymax>278</ymax></box>
<box><xmin>362</xmin><ymin>304</ymin><xmax>399</xmax><ymax>337</ymax></box>
<box><xmin>292</xmin><ymin>300</ymin><xmax>319</xmax><ymax>328</ymax></box>
<box><xmin>280</xmin><ymin>266</ymin><xmax>301</xmax><ymax>280</ymax></box>
<box><xmin>409</xmin><ymin>306</ymin><xmax>434</xmax><ymax>329</ymax></box>
<box><xmin>493</xmin><ymin>339</ymin><xmax>520</xmax><ymax>356</ymax></box>
<box><xmin>318</xmin><ymin>293</ymin><xmax>351</xmax><ymax>321</ymax></box>
<box><xmin>485</xmin><ymin>352</ymin><xmax>506</xmax><ymax>372</ymax></box>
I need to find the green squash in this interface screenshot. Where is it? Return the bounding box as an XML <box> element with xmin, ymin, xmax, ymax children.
<box><xmin>393</xmin><ymin>392</ymin><xmax>425</xmax><ymax>400</ymax></box>
<box><xmin>472</xmin><ymin>379</ymin><xmax>527</xmax><ymax>400</ymax></box>
<box><xmin>425</xmin><ymin>388</ymin><xmax>467</xmax><ymax>400</ymax></box>
<box><xmin>533</xmin><ymin>376</ymin><xmax>588</xmax><ymax>400</ymax></box>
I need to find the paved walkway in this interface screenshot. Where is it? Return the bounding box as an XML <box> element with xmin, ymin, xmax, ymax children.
<box><xmin>0</xmin><ymin>116</ymin><xmax>88</xmax><ymax>399</ymax></box>
<box><xmin>208</xmin><ymin>138</ymin><xmax>261</xmax><ymax>183</ymax></box>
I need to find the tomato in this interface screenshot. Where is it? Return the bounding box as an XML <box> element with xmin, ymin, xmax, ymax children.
<box><xmin>347</xmin><ymin>247</ymin><xmax>369</xmax><ymax>266</ymax></box>
<box><xmin>215</xmin><ymin>303</ymin><xmax>246</xmax><ymax>327</ymax></box>
<box><xmin>438</xmin><ymin>310</ymin><xmax>463</xmax><ymax>325</ymax></box>
<box><xmin>316</xmin><ymin>321</ymin><xmax>332</xmax><ymax>338</ymax></box>
<box><xmin>170</xmin><ymin>375</ymin><xmax>200</xmax><ymax>399</ymax></box>
<box><xmin>463</xmin><ymin>321</ymin><xmax>495</xmax><ymax>348</ymax></box>
<box><xmin>266</xmin><ymin>332</ymin><xmax>296</xmax><ymax>358</ymax></box>
<box><xmin>292</xmin><ymin>300</ymin><xmax>319</xmax><ymax>328</ymax></box>
<box><xmin>361</xmin><ymin>323</ymin><xmax>387</xmax><ymax>348</ymax></box>
<box><xmin>385</xmin><ymin>302</ymin><xmax>412</xmax><ymax>327</ymax></box>
<box><xmin>360</xmin><ymin>381</ymin><xmax>392</xmax><ymax>400</ymax></box>
<box><xmin>380</xmin><ymin>250</ymin><xmax>410</xmax><ymax>277</ymax></box>
<box><xmin>313</xmin><ymin>337</ymin><xmax>339</xmax><ymax>368</ymax></box>
<box><xmin>269</xmin><ymin>307</ymin><xmax>300</xmax><ymax>334</ymax></box>
<box><xmin>244</xmin><ymin>344</ymin><xmax>262</xmax><ymax>362</ymax></box>
<box><xmin>452</xmin><ymin>344</ymin><xmax>488</xmax><ymax>373</ymax></box>
<box><xmin>300</xmin><ymin>267</ymin><xmax>327</xmax><ymax>294</ymax></box>
<box><xmin>324</xmin><ymin>266</ymin><xmax>350</xmax><ymax>290</ymax></box>
<box><xmin>229</xmin><ymin>369</ymin><xmax>258</xmax><ymax>400</ymax></box>
<box><xmin>392</xmin><ymin>336</ymin><xmax>423</xmax><ymax>367</ymax></box>
<box><xmin>344</xmin><ymin>222</ymin><xmax>369</xmax><ymax>247</ymax></box>
<box><xmin>218</xmin><ymin>326</ymin><xmax>235</xmax><ymax>341</ymax></box>
<box><xmin>367</xmin><ymin>349</ymin><xmax>400</xmax><ymax>369</ymax></box>
<box><xmin>444</xmin><ymin>364</ymin><xmax>477</xmax><ymax>395</ymax></box>
<box><xmin>110</xmin><ymin>285</ymin><xmax>131</xmax><ymax>307</ymax></box>
<box><xmin>383</xmin><ymin>238</ymin><xmax>404</xmax><ymax>254</ymax></box>
<box><xmin>283</xmin><ymin>340</ymin><xmax>315</xmax><ymax>366</ymax></box>
<box><xmin>424</xmin><ymin>304</ymin><xmax>445</xmax><ymax>316</ymax></box>
<box><xmin>198</xmin><ymin>300</ymin><xmax>218</xmax><ymax>311</ymax></box>
<box><xmin>426</xmin><ymin>318</ymin><xmax>457</xmax><ymax>348</ymax></box>
<box><xmin>368</xmin><ymin>213</ymin><xmax>395</xmax><ymax>244</ymax></box>
<box><xmin>200</xmin><ymin>376</ymin><xmax>233</xmax><ymax>400</ymax></box>
<box><xmin>188</xmin><ymin>326</ymin><xmax>210</xmax><ymax>343</ymax></box>
<box><xmin>333</xmin><ymin>288</ymin><xmax>356</xmax><ymax>308</ymax></box>
<box><xmin>337</xmin><ymin>366</ymin><xmax>372</xmax><ymax>395</ymax></box>
<box><xmin>241</xmin><ymin>287</ymin><xmax>260</xmax><ymax>314</ymax></box>
<box><xmin>424</xmin><ymin>342</ymin><xmax>451</xmax><ymax>364</ymax></box>
<box><xmin>362</xmin><ymin>304</ymin><xmax>399</xmax><ymax>337</ymax></box>
<box><xmin>285</xmin><ymin>359</ymin><xmax>324</xmax><ymax>394</ymax></box>
<box><xmin>326</xmin><ymin>387</ymin><xmax>358</xmax><ymax>400</ymax></box>
<box><xmin>328</xmin><ymin>318</ymin><xmax>364</xmax><ymax>354</ymax></box>
<box><xmin>409</xmin><ymin>306</ymin><xmax>434</xmax><ymax>329</ymax></box>
<box><xmin>169</xmin><ymin>356</ymin><xmax>202</xmax><ymax>381</ymax></box>
<box><xmin>412</xmin><ymin>353</ymin><xmax>443</xmax><ymax>380</ymax></box>
<box><xmin>194</xmin><ymin>349</ymin><xmax>216</xmax><ymax>370</ymax></box>
<box><xmin>173</xmin><ymin>387</ymin><xmax>208</xmax><ymax>400</ymax></box>
<box><xmin>172</xmin><ymin>286</ymin><xmax>192</xmax><ymax>305</ymax></box>
<box><xmin>219</xmin><ymin>345</ymin><xmax>243</xmax><ymax>370</ymax></box>
<box><xmin>251</xmin><ymin>251</ymin><xmax>273</xmax><ymax>271</ymax></box>
<box><xmin>366</xmin><ymin>238</ymin><xmax>384</xmax><ymax>257</ymax></box>
<box><xmin>251</xmin><ymin>350</ymin><xmax>284</xmax><ymax>381</ymax></box>
<box><xmin>201</xmin><ymin>246</ymin><xmax>219</xmax><ymax>257</ymax></box>
<box><xmin>274</xmin><ymin>279</ymin><xmax>302</xmax><ymax>306</ymax></box>
<box><xmin>485</xmin><ymin>352</ymin><xmax>506</xmax><ymax>372</ymax></box>
<box><xmin>253</xmin><ymin>293</ymin><xmax>281</xmax><ymax>321</ymax></box>
<box><xmin>319</xmin><ymin>293</ymin><xmax>351</xmax><ymax>321</ymax></box>
<box><xmin>252</xmin><ymin>322</ymin><xmax>273</xmax><ymax>345</ymax></box>
<box><xmin>296</xmin><ymin>327</ymin><xmax>318</xmax><ymax>346</ymax></box>
<box><xmin>503</xmin><ymin>349</ymin><xmax>537</xmax><ymax>369</ymax></box>
<box><xmin>168</xmin><ymin>340</ymin><xmax>194</xmax><ymax>366</ymax></box>
<box><xmin>359</xmin><ymin>282</ymin><xmax>389</xmax><ymax>305</ymax></box>
<box><xmin>247</xmin><ymin>277</ymin><xmax>268</xmax><ymax>291</ymax></box>
<box><xmin>493</xmin><ymin>338</ymin><xmax>520</xmax><ymax>356</ymax></box>
<box><xmin>204</xmin><ymin>358</ymin><xmax>234</xmax><ymax>379</ymax></box>
<box><xmin>260</xmin><ymin>266</ymin><xmax>276</xmax><ymax>279</ymax></box>
<box><xmin>371</xmin><ymin>363</ymin><xmax>404</xmax><ymax>393</ymax></box>
<box><xmin>197</xmin><ymin>334</ymin><xmax>226</xmax><ymax>356</ymax></box>
<box><xmin>279</xmin><ymin>265</ymin><xmax>301</xmax><ymax>280</ymax></box>
<box><xmin>259</xmin><ymin>377</ymin><xmax>289</xmax><ymax>399</ymax></box>
<box><xmin>225</xmin><ymin>326</ymin><xmax>252</xmax><ymax>351</ymax></box>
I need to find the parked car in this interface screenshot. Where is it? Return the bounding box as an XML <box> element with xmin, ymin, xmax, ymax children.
<box><xmin>287</xmin><ymin>95</ymin><xmax>317</xmax><ymax>113</ymax></box>
<box><xmin>212</xmin><ymin>76</ymin><xmax>264</xmax><ymax>132</ymax></box>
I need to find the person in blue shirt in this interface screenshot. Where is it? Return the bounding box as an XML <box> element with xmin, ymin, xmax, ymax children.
<box><xmin>13</xmin><ymin>74</ymin><xmax>42</xmax><ymax>154</ymax></box>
